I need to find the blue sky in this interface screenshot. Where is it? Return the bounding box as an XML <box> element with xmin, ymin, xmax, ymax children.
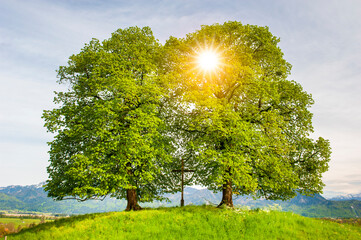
<box><xmin>1</xmin><ymin>0</ymin><xmax>360</xmax><ymax>198</ymax></box>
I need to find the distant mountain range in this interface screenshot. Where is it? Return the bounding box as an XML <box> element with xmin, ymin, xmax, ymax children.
<box><xmin>330</xmin><ymin>193</ymin><xmax>361</xmax><ymax>201</ymax></box>
<box><xmin>1</xmin><ymin>183</ymin><xmax>360</xmax><ymax>218</ymax></box>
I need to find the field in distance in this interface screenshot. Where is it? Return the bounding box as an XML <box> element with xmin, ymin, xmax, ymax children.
<box><xmin>0</xmin><ymin>216</ymin><xmax>54</xmax><ymax>237</ymax></box>
<box><xmin>3</xmin><ymin>206</ymin><xmax>361</xmax><ymax>240</ymax></box>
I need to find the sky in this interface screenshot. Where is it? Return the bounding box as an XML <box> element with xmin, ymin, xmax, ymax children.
<box><xmin>0</xmin><ymin>0</ymin><xmax>360</xmax><ymax>198</ymax></box>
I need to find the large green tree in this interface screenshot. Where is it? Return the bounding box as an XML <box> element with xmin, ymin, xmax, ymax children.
<box><xmin>44</xmin><ymin>22</ymin><xmax>331</xmax><ymax>210</ymax></box>
<box><xmin>43</xmin><ymin>26</ymin><xmax>172</xmax><ymax>210</ymax></box>
<box><xmin>164</xmin><ymin>21</ymin><xmax>331</xmax><ymax>207</ymax></box>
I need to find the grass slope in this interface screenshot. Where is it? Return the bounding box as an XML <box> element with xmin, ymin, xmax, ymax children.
<box><xmin>4</xmin><ymin>206</ymin><xmax>361</xmax><ymax>240</ymax></box>
<box><xmin>0</xmin><ymin>218</ymin><xmax>46</xmax><ymax>229</ymax></box>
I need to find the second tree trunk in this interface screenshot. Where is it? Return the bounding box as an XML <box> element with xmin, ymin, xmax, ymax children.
<box><xmin>125</xmin><ymin>188</ymin><xmax>141</xmax><ymax>211</ymax></box>
<box><xmin>217</xmin><ymin>179</ymin><xmax>233</xmax><ymax>207</ymax></box>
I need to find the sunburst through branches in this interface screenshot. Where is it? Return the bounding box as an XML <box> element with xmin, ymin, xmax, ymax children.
<box><xmin>197</xmin><ymin>50</ymin><xmax>220</xmax><ymax>72</ymax></box>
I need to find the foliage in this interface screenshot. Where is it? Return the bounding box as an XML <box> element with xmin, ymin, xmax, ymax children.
<box><xmin>43</xmin><ymin>21</ymin><xmax>331</xmax><ymax>208</ymax></box>
<box><xmin>163</xmin><ymin>21</ymin><xmax>331</xmax><ymax>202</ymax></box>
<box><xmin>6</xmin><ymin>206</ymin><xmax>361</xmax><ymax>240</ymax></box>
<box><xmin>42</xmin><ymin>26</ymin><xmax>173</xmax><ymax>205</ymax></box>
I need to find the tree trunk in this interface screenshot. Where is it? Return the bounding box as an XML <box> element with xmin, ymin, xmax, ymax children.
<box><xmin>125</xmin><ymin>188</ymin><xmax>141</xmax><ymax>211</ymax></box>
<box><xmin>217</xmin><ymin>179</ymin><xmax>233</xmax><ymax>208</ymax></box>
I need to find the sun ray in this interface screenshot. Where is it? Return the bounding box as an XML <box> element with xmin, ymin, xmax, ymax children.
<box><xmin>192</xmin><ymin>42</ymin><xmax>225</xmax><ymax>78</ymax></box>
<box><xmin>197</xmin><ymin>50</ymin><xmax>220</xmax><ymax>72</ymax></box>
<box><xmin>184</xmin><ymin>39</ymin><xmax>232</xmax><ymax>90</ymax></box>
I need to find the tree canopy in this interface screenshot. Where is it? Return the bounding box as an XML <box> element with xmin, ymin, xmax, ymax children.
<box><xmin>163</xmin><ymin>22</ymin><xmax>331</xmax><ymax>207</ymax></box>
<box><xmin>43</xmin><ymin>26</ymin><xmax>172</xmax><ymax>210</ymax></box>
<box><xmin>43</xmin><ymin>22</ymin><xmax>331</xmax><ymax>210</ymax></box>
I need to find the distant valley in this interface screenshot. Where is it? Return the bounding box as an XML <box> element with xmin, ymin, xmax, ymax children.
<box><xmin>1</xmin><ymin>183</ymin><xmax>360</xmax><ymax>218</ymax></box>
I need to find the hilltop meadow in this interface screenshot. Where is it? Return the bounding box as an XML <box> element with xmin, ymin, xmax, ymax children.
<box><xmin>2</xmin><ymin>206</ymin><xmax>361</xmax><ymax>240</ymax></box>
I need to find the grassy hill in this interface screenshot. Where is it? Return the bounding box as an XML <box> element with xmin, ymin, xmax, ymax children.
<box><xmin>4</xmin><ymin>206</ymin><xmax>361</xmax><ymax>240</ymax></box>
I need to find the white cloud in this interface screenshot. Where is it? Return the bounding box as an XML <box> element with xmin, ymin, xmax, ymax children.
<box><xmin>0</xmin><ymin>142</ymin><xmax>49</xmax><ymax>187</ymax></box>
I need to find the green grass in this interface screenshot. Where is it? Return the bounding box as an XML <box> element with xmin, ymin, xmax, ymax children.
<box><xmin>4</xmin><ymin>206</ymin><xmax>361</xmax><ymax>240</ymax></box>
<box><xmin>0</xmin><ymin>218</ymin><xmax>50</xmax><ymax>229</ymax></box>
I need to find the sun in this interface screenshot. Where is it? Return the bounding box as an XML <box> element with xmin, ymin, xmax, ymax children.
<box><xmin>196</xmin><ymin>50</ymin><xmax>220</xmax><ymax>72</ymax></box>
